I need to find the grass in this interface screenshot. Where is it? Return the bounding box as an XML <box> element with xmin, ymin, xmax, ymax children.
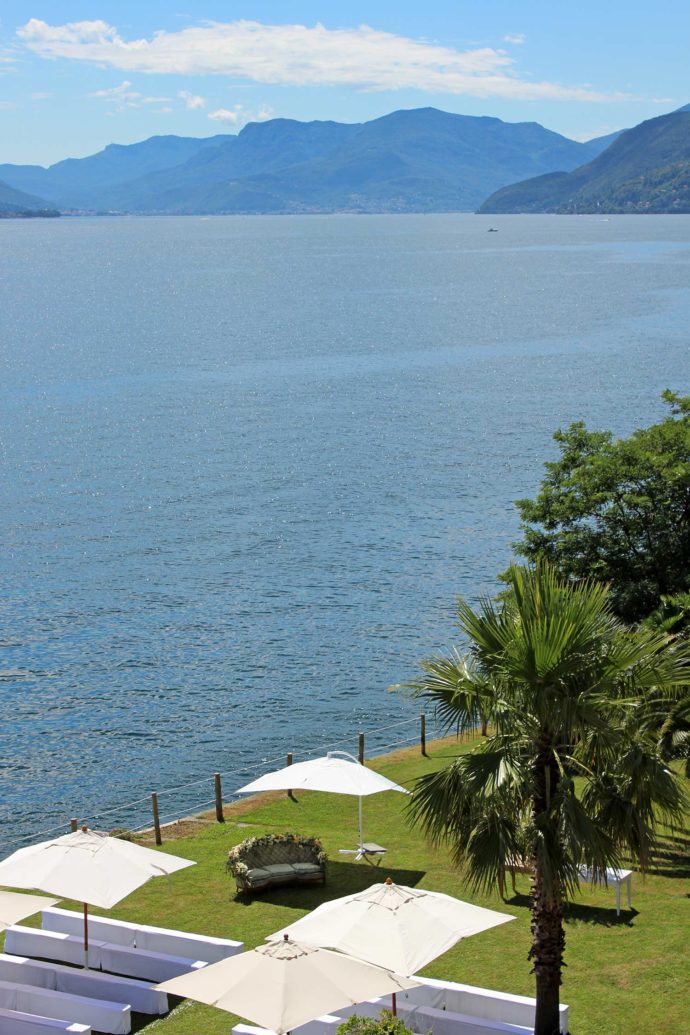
<box><xmin>7</xmin><ymin>737</ymin><xmax>690</xmax><ymax>1034</ymax></box>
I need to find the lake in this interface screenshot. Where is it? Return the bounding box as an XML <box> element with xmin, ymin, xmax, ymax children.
<box><xmin>1</xmin><ymin>213</ymin><xmax>689</xmax><ymax>853</ymax></box>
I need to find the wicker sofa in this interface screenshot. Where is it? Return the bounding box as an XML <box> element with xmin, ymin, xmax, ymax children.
<box><xmin>227</xmin><ymin>833</ymin><xmax>327</xmax><ymax>894</ymax></box>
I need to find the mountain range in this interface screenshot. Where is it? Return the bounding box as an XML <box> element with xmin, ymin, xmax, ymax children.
<box><xmin>479</xmin><ymin>108</ymin><xmax>690</xmax><ymax>213</ymax></box>
<box><xmin>0</xmin><ymin>108</ymin><xmax>613</xmax><ymax>215</ymax></box>
<box><xmin>0</xmin><ymin>178</ymin><xmax>59</xmax><ymax>216</ymax></box>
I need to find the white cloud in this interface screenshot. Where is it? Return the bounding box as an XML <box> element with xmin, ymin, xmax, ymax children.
<box><xmin>31</xmin><ymin>91</ymin><xmax>52</xmax><ymax>99</ymax></box>
<box><xmin>208</xmin><ymin>103</ymin><xmax>273</xmax><ymax>127</ymax></box>
<box><xmin>88</xmin><ymin>79</ymin><xmax>170</xmax><ymax>109</ymax></box>
<box><xmin>16</xmin><ymin>18</ymin><xmax>625</xmax><ymax>102</ymax></box>
<box><xmin>504</xmin><ymin>34</ymin><xmax>526</xmax><ymax>45</ymax></box>
<box><xmin>179</xmin><ymin>89</ymin><xmax>206</xmax><ymax>110</ymax></box>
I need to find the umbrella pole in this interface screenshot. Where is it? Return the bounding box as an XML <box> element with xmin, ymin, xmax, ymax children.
<box><xmin>391</xmin><ymin>992</ymin><xmax>397</xmax><ymax>1017</ymax></box>
<box><xmin>358</xmin><ymin>795</ymin><xmax>363</xmax><ymax>848</ymax></box>
<box><xmin>83</xmin><ymin>902</ymin><xmax>89</xmax><ymax>969</ymax></box>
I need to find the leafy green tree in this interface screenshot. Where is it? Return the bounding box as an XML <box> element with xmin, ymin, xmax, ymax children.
<box><xmin>406</xmin><ymin>563</ymin><xmax>689</xmax><ymax>1035</ymax></box>
<box><xmin>514</xmin><ymin>391</ymin><xmax>690</xmax><ymax>623</ymax></box>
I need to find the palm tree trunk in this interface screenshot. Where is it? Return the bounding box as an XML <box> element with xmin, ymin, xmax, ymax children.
<box><xmin>529</xmin><ymin>743</ymin><xmax>565</xmax><ymax>1035</ymax></box>
<box><xmin>530</xmin><ymin>866</ymin><xmax>565</xmax><ymax>1035</ymax></box>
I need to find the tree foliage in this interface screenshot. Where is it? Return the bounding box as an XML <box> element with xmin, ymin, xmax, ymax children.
<box><xmin>515</xmin><ymin>391</ymin><xmax>690</xmax><ymax>622</ymax></box>
<box><xmin>406</xmin><ymin>562</ymin><xmax>690</xmax><ymax>1035</ymax></box>
<box><xmin>336</xmin><ymin>1012</ymin><xmax>417</xmax><ymax>1035</ymax></box>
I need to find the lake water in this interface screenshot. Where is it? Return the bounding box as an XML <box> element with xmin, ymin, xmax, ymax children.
<box><xmin>1</xmin><ymin>213</ymin><xmax>689</xmax><ymax>854</ymax></box>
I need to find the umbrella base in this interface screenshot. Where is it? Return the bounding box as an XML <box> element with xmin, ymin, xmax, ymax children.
<box><xmin>338</xmin><ymin>843</ymin><xmax>387</xmax><ymax>865</ymax></box>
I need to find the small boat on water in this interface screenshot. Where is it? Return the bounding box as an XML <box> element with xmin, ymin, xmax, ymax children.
<box><xmin>487</xmin><ymin>227</ymin><xmax>499</xmax><ymax>232</ymax></box>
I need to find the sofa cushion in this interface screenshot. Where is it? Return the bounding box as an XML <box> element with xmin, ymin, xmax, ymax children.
<box><xmin>291</xmin><ymin>862</ymin><xmax>322</xmax><ymax>874</ymax></box>
<box><xmin>245</xmin><ymin>867</ymin><xmax>273</xmax><ymax>885</ymax></box>
<box><xmin>263</xmin><ymin>864</ymin><xmax>297</xmax><ymax>879</ymax></box>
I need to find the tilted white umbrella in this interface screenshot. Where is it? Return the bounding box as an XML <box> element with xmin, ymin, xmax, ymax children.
<box><xmin>0</xmin><ymin>828</ymin><xmax>194</xmax><ymax>965</ymax></box>
<box><xmin>157</xmin><ymin>934</ymin><xmax>419</xmax><ymax>1035</ymax></box>
<box><xmin>270</xmin><ymin>878</ymin><xmax>514</xmax><ymax>1011</ymax></box>
<box><xmin>236</xmin><ymin>752</ymin><xmax>407</xmax><ymax>856</ymax></box>
<box><xmin>0</xmin><ymin>890</ymin><xmax>58</xmax><ymax>931</ymax></box>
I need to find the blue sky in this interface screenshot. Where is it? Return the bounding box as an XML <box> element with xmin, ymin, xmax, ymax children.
<box><xmin>1</xmin><ymin>1</ymin><xmax>688</xmax><ymax>166</ymax></box>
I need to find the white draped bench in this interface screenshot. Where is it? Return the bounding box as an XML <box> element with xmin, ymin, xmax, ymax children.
<box><xmin>0</xmin><ymin>979</ymin><xmax>130</xmax><ymax>1035</ymax></box>
<box><xmin>41</xmin><ymin>909</ymin><xmax>243</xmax><ymax>963</ymax></box>
<box><xmin>230</xmin><ymin>976</ymin><xmax>570</xmax><ymax>1035</ymax></box>
<box><xmin>331</xmin><ymin>997</ymin><xmax>533</xmax><ymax>1035</ymax></box>
<box><xmin>400</xmin><ymin>977</ymin><xmax>569</xmax><ymax>1034</ymax></box>
<box><xmin>0</xmin><ymin>1007</ymin><xmax>90</xmax><ymax>1035</ymax></box>
<box><xmin>5</xmin><ymin>927</ymin><xmax>208</xmax><ymax>984</ymax></box>
<box><xmin>4</xmin><ymin>929</ymin><xmax>106</xmax><ymax>970</ymax></box>
<box><xmin>0</xmin><ymin>954</ymin><xmax>168</xmax><ymax>1016</ymax></box>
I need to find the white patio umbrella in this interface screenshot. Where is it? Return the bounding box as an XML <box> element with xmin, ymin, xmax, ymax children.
<box><xmin>0</xmin><ymin>890</ymin><xmax>58</xmax><ymax>931</ymax></box>
<box><xmin>157</xmin><ymin>933</ymin><xmax>419</xmax><ymax>1035</ymax></box>
<box><xmin>0</xmin><ymin>828</ymin><xmax>194</xmax><ymax>966</ymax></box>
<box><xmin>235</xmin><ymin>752</ymin><xmax>407</xmax><ymax>855</ymax></box>
<box><xmin>270</xmin><ymin>878</ymin><xmax>514</xmax><ymax>1012</ymax></box>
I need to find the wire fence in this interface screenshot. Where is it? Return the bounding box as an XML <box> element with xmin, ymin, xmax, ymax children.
<box><xmin>0</xmin><ymin>712</ymin><xmax>444</xmax><ymax>855</ymax></box>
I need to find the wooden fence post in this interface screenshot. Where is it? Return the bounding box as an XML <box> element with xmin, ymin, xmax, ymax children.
<box><xmin>287</xmin><ymin>752</ymin><xmax>295</xmax><ymax>800</ymax></box>
<box><xmin>420</xmin><ymin>713</ymin><xmax>427</xmax><ymax>756</ymax></box>
<box><xmin>358</xmin><ymin>732</ymin><xmax>365</xmax><ymax>765</ymax></box>
<box><xmin>70</xmin><ymin>818</ymin><xmax>78</xmax><ymax>832</ymax></box>
<box><xmin>214</xmin><ymin>773</ymin><xmax>224</xmax><ymax>823</ymax></box>
<box><xmin>151</xmin><ymin>792</ymin><xmax>162</xmax><ymax>846</ymax></box>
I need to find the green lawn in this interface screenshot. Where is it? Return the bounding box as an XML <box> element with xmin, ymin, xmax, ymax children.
<box><xmin>9</xmin><ymin>738</ymin><xmax>690</xmax><ymax>1034</ymax></box>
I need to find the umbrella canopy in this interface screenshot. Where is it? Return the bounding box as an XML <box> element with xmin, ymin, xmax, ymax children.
<box><xmin>0</xmin><ymin>828</ymin><xmax>194</xmax><ymax>910</ymax></box>
<box><xmin>0</xmin><ymin>890</ymin><xmax>58</xmax><ymax>932</ymax></box>
<box><xmin>269</xmin><ymin>878</ymin><xmax>514</xmax><ymax>976</ymax></box>
<box><xmin>236</xmin><ymin>752</ymin><xmax>407</xmax><ymax>853</ymax></box>
<box><xmin>157</xmin><ymin>934</ymin><xmax>419</xmax><ymax>1035</ymax></box>
<box><xmin>236</xmin><ymin>754</ymin><xmax>407</xmax><ymax>798</ymax></box>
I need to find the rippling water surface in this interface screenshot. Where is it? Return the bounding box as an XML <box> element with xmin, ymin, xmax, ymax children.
<box><xmin>1</xmin><ymin>213</ymin><xmax>689</xmax><ymax>852</ymax></box>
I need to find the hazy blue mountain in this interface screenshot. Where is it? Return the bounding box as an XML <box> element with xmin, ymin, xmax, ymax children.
<box><xmin>87</xmin><ymin>108</ymin><xmax>602</xmax><ymax>214</ymax></box>
<box><xmin>97</xmin><ymin>118</ymin><xmax>362</xmax><ymax>210</ymax></box>
<box><xmin>585</xmin><ymin>128</ymin><xmax>624</xmax><ymax>151</ymax></box>
<box><xmin>0</xmin><ymin>134</ymin><xmax>228</xmax><ymax>208</ymax></box>
<box><xmin>479</xmin><ymin>110</ymin><xmax>690</xmax><ymax>213</ymax></box>
<box><xmin>0</xmin><ymin>108</ymin><xmax>623</xmax><ymax>214</ymax></box>
<box><xmin>0</xmin><ymin>178</ymin><xmax>58</xmax><ymax>214</ymax></box>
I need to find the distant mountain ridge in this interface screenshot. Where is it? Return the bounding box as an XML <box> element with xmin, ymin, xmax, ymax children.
<box><xmin>479</xmin><ymin>110</ymin><xmax>690</xmax><ymax>213</ymax></box>
<box><xmin>0</xmin><ymin>178</ymin><xmax>58</xmax><ymax>215</ymax></box>
<box><xmin>0</xmin><ymin>108</ymin><xmax>611</xmax><ymax>215</ymax></box>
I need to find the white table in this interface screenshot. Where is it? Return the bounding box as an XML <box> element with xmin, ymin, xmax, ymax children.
<box><xmin>579</xmin><ymin>866</ymin><xmax>633</xmax><ymax>916</ymax></box>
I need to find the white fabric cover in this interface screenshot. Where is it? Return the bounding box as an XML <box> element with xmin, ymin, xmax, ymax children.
<box><xmin>42</xmin><ymin>908</ymin><xmax>243</xmax><ymax>962</ymax></box>
<box><xmin>270</xmin><ymin>881</ymin><xmax>514</xmax><ymax>976</ymax></box>
<box><xmin>4</xmin><ymin>928</ymin><xmax>105</xmax><ymax>969</ymax></box>
<box><xmin>0</xmin><ymin>892</ymin><xmax>58</xmax><ymax>933</ymax></box>
<box><xmin>236</xmin><ymin>755</ymin><xmax>407</xmax><ymax>797</ymax></box>
<box><xmin>156</xmin><ymin>936</ymin><xmax>418</xmax><ymax>1035</ymax></box>
<box><xmin>0</xmin><ymin>829</ymin><xmax>194</xmax><ymax>910</ymax></box>
<box><xmin>42</xmin><ymin>910</ymin><xmax>137</xmax><ymax>948</ymax></box>
<box><xmin>134</xmin><ymin>924</ymin><xmax>243</xmax><ymax>961</ymax></box>
<box><xmin>0</xmin><ymin>954</ymin><xmax>168</xmax><ymax>1016</ymax></box>
<box><xmin>0</xmin><ymin>1006</ymin><xmax>90</xmax><ymax>1034</ymax></box>
<box><xmin>0</xmin><ymin>980</ymin><xmax>130</xmax><ymax>1035</ymax></box>
<box><xmin>232</xmin><ymin>1018</ymin><xmax>342</xmax><ymax>1035</ymax></box>
<box><xmin>99</xmin><ymin>944</ymin><xmax>207</xmax><ymax>983</ymax></box>
<box><xmin>406</xmin><ymin>977</ymin><xmax>569</xmax><ymax>1033</ymax></box>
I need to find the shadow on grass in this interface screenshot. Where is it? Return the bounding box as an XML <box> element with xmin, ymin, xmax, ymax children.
<box><xmin>504</xmin><ymin>892</ymin><xmax>638</xmax><ymax>927</ymax></box>
<box><xmin>650</xmin><ymin>834</ymin><xmax>690</xmax><ymax>879</ymax></box>
<box><xmin>130</xmin><ymin>993</ymin><xmax>185</xmax><ymax>1035</ymax></box>
<box><xmin>233</xmin><ymin>860</ymin><xmax>427</xmax><ymax>909</ymax></box>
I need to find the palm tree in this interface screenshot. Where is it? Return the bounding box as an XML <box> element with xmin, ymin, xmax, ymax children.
<box><xmin>406</xmin><ymin>563</ymin><xmax>689</xmax><ymax>1035</ymax></box>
